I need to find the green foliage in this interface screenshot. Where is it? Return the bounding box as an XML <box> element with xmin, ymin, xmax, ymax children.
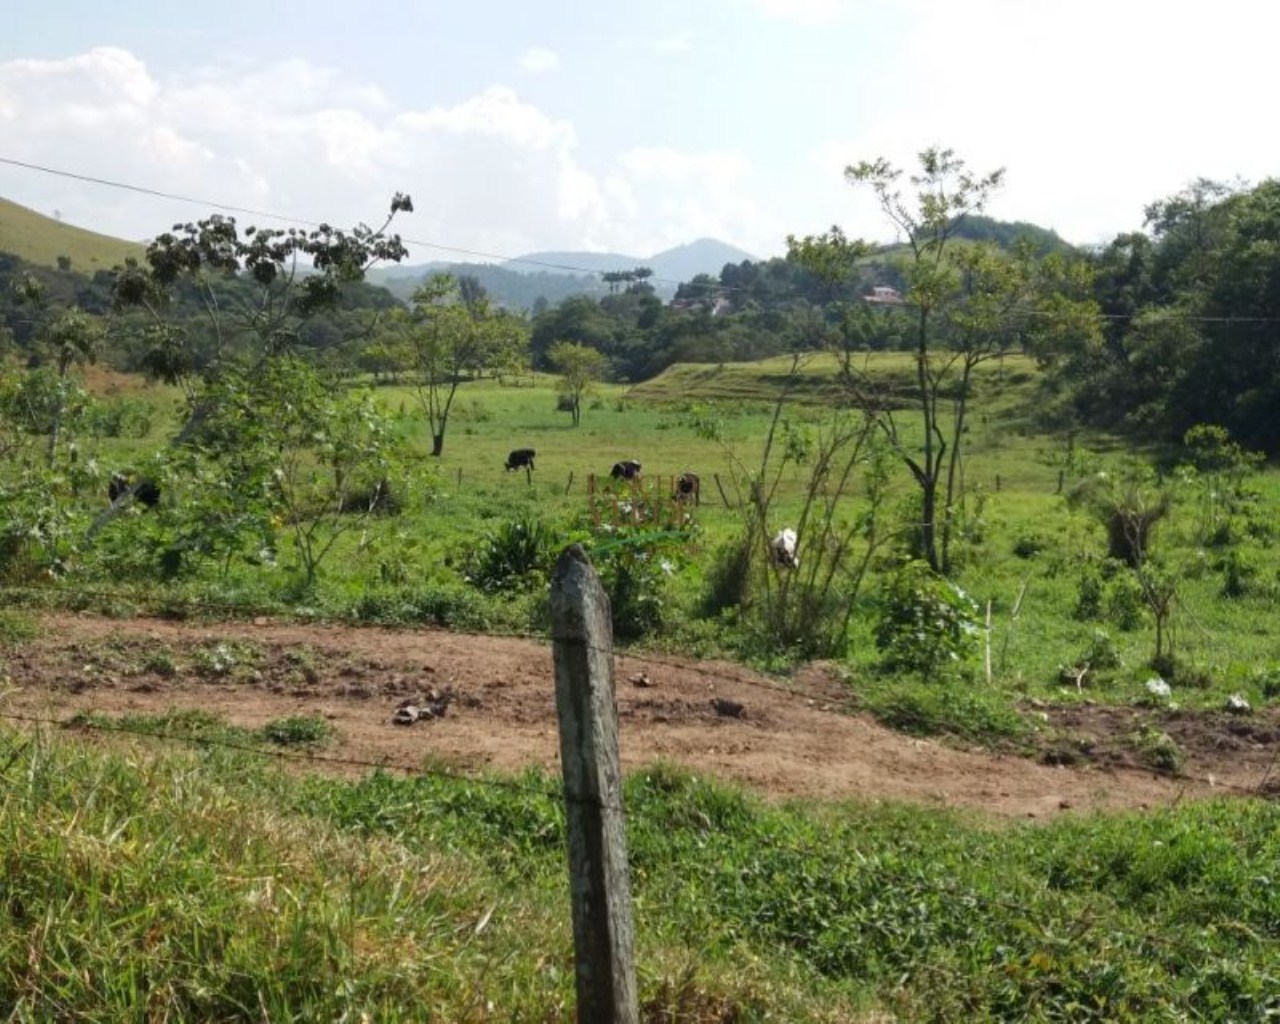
<box><xmin>591</xmin><ymin>527</ymin><xmax>681</xmax><ymax>641</ymax></box>
<box><xmin>699</xmin><ymin>532</ymin><xmax>752</xmax><ymax>617</ymax></box>
<box><xmin>874</xmin><ymin>560</ymin><xmax>981</xmax><ymax>677</ymax></box>
<box><xmin>259</xmin><ymin>715</ymin><xmax>333</xmax><ymax>746</ymax></box>
<box><xmin>466</xmin><ymin>515</ymin><xmax>557</xmax><ymax>593</ymax></box>
<box><xmin>346</xmin><ymin>584</ymin><xmax>492</xmax><ymax>631</ymax></box>
<box><xmin>547</xmin><ymin>340</ymin><xmax>607</xmax><ymax>426</ymax></box>
<box><xmin>0</xmin><ymin>608</ymin><xmax>37</xmax><ymax>644</ymax></box>
<box><xmin>857</xmin><ymin>678</ymin><xmax>1029</xmax><ymax>744</ymax></box>
<box><xmin>1128</xmin><ymin>722</ymin><xmax>1184</xmax><ymax>774</ymax></box>
<box><xmin>83</xmin><ymin>396</ymin><xmax>153</xmax><ymax>439</ymax></box>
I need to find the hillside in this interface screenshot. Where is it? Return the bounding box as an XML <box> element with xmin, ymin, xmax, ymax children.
<box><xmin>0</xmin><ymin>197</ymin><xmax>142</xmax><ymax>270</ymax></box>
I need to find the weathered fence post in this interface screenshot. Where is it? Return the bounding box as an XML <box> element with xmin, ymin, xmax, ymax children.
<box><xmin>550</xmin><ymin>545</ymin><xmax>639</xmax><ymax>1024</ymax></box>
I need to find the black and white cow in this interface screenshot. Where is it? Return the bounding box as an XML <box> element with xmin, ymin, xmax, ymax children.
<box><xmin>505</xmin><ymin>448</ymin><xmax>536</xmax><ymax>472</ymax></box>
<box><xmin>108</xmin><ymin>472</ymin><xmax>161</xmax><ymax>510</ymax></box>
<box><xmin>610</xmin><ymin>459</ymin><xmax>642</xmax><ymax>481</ymax></box>
<box><xmin>770</xmin><ymin>528</ymin><xmax>799</xmax><ymax>569</ymax></box>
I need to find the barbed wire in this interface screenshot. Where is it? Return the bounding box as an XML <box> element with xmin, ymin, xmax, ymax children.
<box><xmin>1</xmin><ymin>580</ymin><xmax>1275</xmax><ymax>800</ymax></box>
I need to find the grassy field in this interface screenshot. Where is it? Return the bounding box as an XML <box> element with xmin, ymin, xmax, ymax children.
<box><xmin>3</xmin><ymin>350</ymin><xmax>1279</xmax><ymax>1018</ymax></box>
<box><xmin>50</xmin><ymin>353</ymin><xmax>1278</xmax><ymax>714</ymax></box>
<box><xmin>0</xmin><ymin>197</ymin><xmax>144</xmax><ymax>270</ymax></box>
<box><xmin>0</xmin><ymin>716</ymin><xmax>1276</xmax><ymax>1021</ymax></box>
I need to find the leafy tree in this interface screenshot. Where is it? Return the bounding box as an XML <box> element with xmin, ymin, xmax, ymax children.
<box><xmin>790</xmin><ymin>148</ymin><xmax>1099</xmax><ymax>572</ymax></box>
<box><xmin>91</xmin><ymin>194</ymin><xmax>412</xmax><ymax>539</ymax></box>
<box><xmin>13</xmin><ymin>274</ymin><xmax>102</xmax><ymax>466</ymax></box>
<box><xmin>547</xmin><ymin>341</ymin><xmax>606</xmax><ymax>426</ymax></box>
<box><xmin>392</xmin><ymin>274</ymin><xmax>526</xmax><ymax>456</ymax></box>
<box><xmin>190</xmin><ymin>357</ymin><xmax>401</xmax><ymax>588</ymax></box>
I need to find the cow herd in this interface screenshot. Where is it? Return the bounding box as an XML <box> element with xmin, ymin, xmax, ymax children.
<box><xmin>104</xmin><ymin>453</ymin><xmax>796</xmax><ymax>567</ymax></box>
<box><xmin>501</xmin><ymin>449</ymin><xmax>797</xmax><ymax>565</ymax></box>
<box><xmin>507</xmin><ymin>450</ymin><xmax>702</xmax><ymax>506</ymax></box>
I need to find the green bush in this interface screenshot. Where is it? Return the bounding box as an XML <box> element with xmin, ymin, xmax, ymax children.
<box><xmin>466</xmin><ymin>515</ymin><xmax>556</xmax><ymax>593</ymax></box>
<box><xmin>260</xmin><ymin>715</ymin><xmax>332</xmax><ymax>746</ymax></box>
<box><xmin>874</xmin><ymin>560</ymin><xmax>981</xmax><ymax>678</ymax></box>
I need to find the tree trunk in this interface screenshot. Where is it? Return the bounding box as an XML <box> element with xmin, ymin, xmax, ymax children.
<box><xmin>431</xmin><ymin>433</ymin><xmax>445</xmax><ymax>456</ymax></box>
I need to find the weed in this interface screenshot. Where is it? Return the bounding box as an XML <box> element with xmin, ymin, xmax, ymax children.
<box><xmin>260</xmin><ymin>715</ymin><xmax>332</xmax><ymax>746</ymax></box>
<box><xmin>0</xmin><ymin>609</ymin><xmax>37</xmax><ymax>644</ymax></box>
<box><xmin>143</xmin><ymin>651</ymin><xmax>178</xmax><ymax>677</ymax></box>
<box><xmin>191</xmin><ymin>639</ymin><xmax>262</xmax><ymax>678</ymax></box>
<box><xmin>1128</xmin><ymin>722</ymin><xmax>1184</xmax><ymax>773</ymax></box>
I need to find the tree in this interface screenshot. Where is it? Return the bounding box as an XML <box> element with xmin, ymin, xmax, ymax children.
<box><xmin>547</xmin><ymin>341</ymin><xmax>606</xmax><ymax>426</ymax></box>
<box><xmin>790</xmin><ymin>148</ymin><xmax>1098</xmax><ymax>572</ymax></box>
<box><xmin>13</xmin><ymin>274</ymin><xmax>102</xmax><ymax>466</ymax></box>
<box><xmin>395</xmin><ymin>274</ymin><xmax>526</xmax><ymax>456</ymax></box>
<box><xmin>92</xmin><ymin>194</ymin><xmax>412</xmax><ymax>539</ymax></box>
<box><xmin>188</xmin><ymin>357</ymin><xmax>400</xmax><ymax>588</ymax></box>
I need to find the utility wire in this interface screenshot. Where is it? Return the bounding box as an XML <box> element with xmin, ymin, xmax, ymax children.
<box><xmin>0</xmin><ymin>155</ymin><xmax>699</xmax><ymax>289</ymax></box>
<box><xmin>8</xmin><ymin>153</ymin><xmax>1280</xmax><ymax>323</ymax></box>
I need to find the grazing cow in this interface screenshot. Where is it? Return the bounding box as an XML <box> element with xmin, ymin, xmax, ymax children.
<box><xmin>674</xmin><ymin>472</ymin><xmax>700</xmax><ymax>505</ymax></box>
<box><xmin>610</xmin><ymin>459</ymin><xmax>642</xmax><ymax>481</ymax></box>
<box><xmin>108</xmin><ymin>472</ymin><xmax>161</xmax><ymax>510</ymax></box>
<box><xmin>505</xmin><ymin>448</ymin><xmax>536</xmax><ymax>472</ymax></box>
<box><xmin>770</xmin><ymin>528</ymin><xmax>799</xmax><ymax>569</ymax></box>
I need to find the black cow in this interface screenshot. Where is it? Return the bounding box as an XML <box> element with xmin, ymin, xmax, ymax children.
<box><xmin>505</xmin><ymin>448</ymin><xmax>536</xmax><ymax>472</ymax></box>
<box><xmin>108</xmin><ymin>472</ymin><xmax>161</xmax><ymax>510</ymax></box>
<box><xmin>610</xmin><ymin>459</ymin><xmax>642</xmax><ymax>481</ymax></box>
<box><xmin>674</xmin><ymin>471</ymin><xmax>700</xmax><ymax>505</ymax></box>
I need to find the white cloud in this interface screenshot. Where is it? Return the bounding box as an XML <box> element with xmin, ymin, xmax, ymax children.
<box><xmin>0</xmin><ymin>46</ymin><xmax>782</xmax><ymax>262</ymax></box>
<box><xmin>518</xmin><ymin>47</ymin><xmax>560</xmax><ymax>74</ymax></box>
<box><xmin>841</xmin><ymin>0</ymin><xmax>1280</xmax><ymax>246</ymax></box>
<box><xmin>653</xmin><ymin>31</ymin><xmax>695</xmax><ymax>55</ymax></box>
<box><xmin>751</xmin><ymin>0</ymin><xmax>849</xmax><ymax>25</ymax></box>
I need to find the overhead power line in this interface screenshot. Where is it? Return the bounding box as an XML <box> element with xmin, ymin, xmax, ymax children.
<box><xmin>5</xmin><ymin>153</ymin><xmax>1280</xmax><ymax>322</ymax></box>
<box><xmin>0</xmin><ymin>154</ymin><xmax>695</xmax><ymax>286</ymax></box>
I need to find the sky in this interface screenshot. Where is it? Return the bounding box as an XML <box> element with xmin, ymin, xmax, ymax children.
<box><xmin>1</xmin><ymin>0</ymin><xmax>1276</xmax><ymax>266</ymax></box>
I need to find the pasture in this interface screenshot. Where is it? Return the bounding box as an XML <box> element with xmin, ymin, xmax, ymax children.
<box><xmin>33</xmin><ymin>352</ymin><xmax>1280</xmax><ymax>718</ymax></box>
<box><xmin>2</xmin><ymin>350</ymin><xmax>1279</xmax><ymax>1019</ymax></box>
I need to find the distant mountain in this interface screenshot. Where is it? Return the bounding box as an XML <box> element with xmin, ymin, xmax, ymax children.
<box><xmin>0</xmin><ymin>198</ymin><xmax>143</xmax><ymax>271</ymax></box>
<box><xmin>506</xmin><ymin>237</ymin><xmax>757</xmax><ymax>285</ymax></box>
<box><xmin>368</xmin><ymin>237</ymin><xmax>760</xmax><ymax>310</ymax></box>
<box><xmin>647</xmin><ymin>238</ymin><xmax>759</xmax><ymax>284</ymax></box>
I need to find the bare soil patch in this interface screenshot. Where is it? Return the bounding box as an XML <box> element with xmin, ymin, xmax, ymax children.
<box><xmin>2</xmin><ymin>613</ymin><xmax>1275</xmax><ymax>819</ymax></box>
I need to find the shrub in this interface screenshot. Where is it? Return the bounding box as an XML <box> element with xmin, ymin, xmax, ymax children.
<box><xmin>466</xmin><ymin>515</ymin><xmax>557</xmax><ymax>593</ymax></box>
<box><xmin>592</xmin><ymin>527</ymin><xmax>682</xmax><ymax>641</ymax></box>
<box><xmin>1129</xmin><ymin>723</ymin><xmax>1183</xmax><ymax>774</ymax></box>
<box><xmin>699</xmin><ymin>533</ymin><xmax>752</xmax><ymax>617</ymax></box>
<box><xmin>1104</xmin><ymin>570</ymin><xmax>1148</xmax><ymax>632</ymax></box>
<box><xmin>874</xmin><ymin>560</ymin><xmax>981</xmax><ymax>678</ymax></box>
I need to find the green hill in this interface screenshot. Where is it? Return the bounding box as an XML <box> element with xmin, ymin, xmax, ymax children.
<box><xmin>0</xmin><ymin>197</ymin><xmax>142</xmax><ymax>271</ymax></box>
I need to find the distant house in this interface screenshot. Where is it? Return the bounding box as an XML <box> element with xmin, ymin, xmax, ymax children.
<box><xmin>864</xmin><ymin>286</ymin><xmax>904</xmax><ymax>306</ymax></box>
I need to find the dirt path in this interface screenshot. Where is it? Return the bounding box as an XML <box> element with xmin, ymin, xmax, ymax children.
<box><xmin>2</xmin><ymin>613</ymin><xmax>1275</xmax><ymax>819</ymax></box>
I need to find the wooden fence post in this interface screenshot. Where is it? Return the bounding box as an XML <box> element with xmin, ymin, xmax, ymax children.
<box><xmin>550</xmin><ymin>546</ymin><xmax>639</xmax><ymax>1024</ymax></box>
<box><xmin>713</xmin><ymin>472</ymin><xmax>732</xmax><ymax>509</ymax></box>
